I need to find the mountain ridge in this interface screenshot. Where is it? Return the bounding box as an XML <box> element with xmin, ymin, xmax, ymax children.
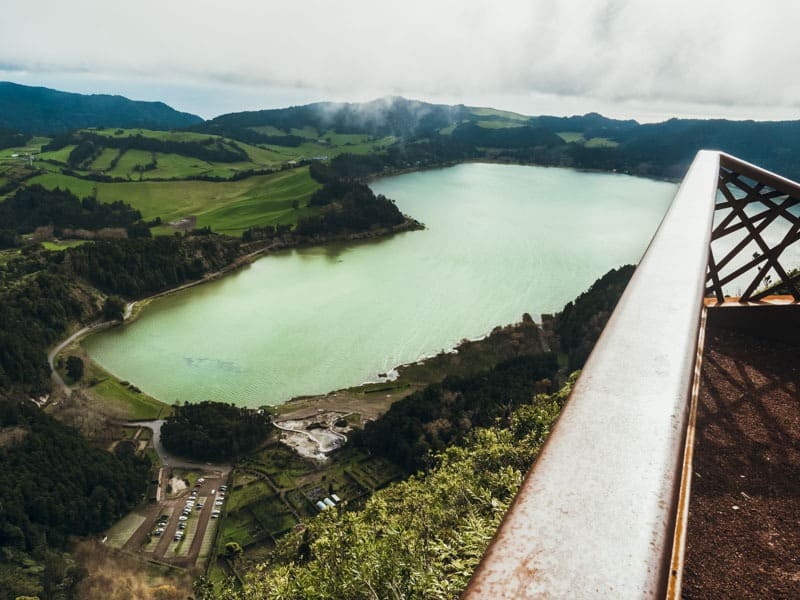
<box><xmin>0</xmin><ymin>81</ymin><xmax>203</xmax><ymax>134</ymax></box>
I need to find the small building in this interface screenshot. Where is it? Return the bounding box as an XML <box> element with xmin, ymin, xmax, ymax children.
<box><xmin>315</xmin><ymin>501</ymin><xmax>327</xmax><ymax>511</ymax></box>
<box><xmin>331</xmin><ymin>494</ymin><xmax>341</xmax><ymax>503</ymax></box>
<box><xmin>323</xmin><ymin>497</ymin><xmax>335</xmax><ymax>507</ymax></box>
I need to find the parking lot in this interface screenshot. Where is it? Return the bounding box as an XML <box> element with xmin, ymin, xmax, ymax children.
<box><xmin>116</xmin><ymin>467</ymin><xmax>231</xmax><ymax>570</ymax></box>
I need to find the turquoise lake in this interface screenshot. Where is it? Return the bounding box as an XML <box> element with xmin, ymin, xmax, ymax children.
<box><xmin>84</xmin><ymin>163</ymin><xmax>677</xmax><ymax>407</ymax></box>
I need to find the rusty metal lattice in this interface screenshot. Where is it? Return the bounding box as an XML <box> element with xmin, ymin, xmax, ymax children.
<box><xmin>707</xmin><ymin>154</ymin><xmax>800</xmax><ymax>303</ymax></box>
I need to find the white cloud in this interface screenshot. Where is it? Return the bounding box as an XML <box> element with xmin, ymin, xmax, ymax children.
<box><xmin>2</xmin><ymin>0</ymin><xmax>799</xmax><ymax>119</ymax></box>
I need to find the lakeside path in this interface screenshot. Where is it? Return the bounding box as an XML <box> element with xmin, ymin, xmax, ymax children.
<box><xmin>46</xmin><ymin>302</ymin><xmax>134</xmax><ymax>397</ymax></box>
<box><xmin>45</xmin><ymin>248</ymin><xmax>269</xmax><ymax>399</ymax></box>
<box><xmin>46</xmin><ymin>218</ymin><xmax>422</xmax><ymax>401</ymax></box>
<box><xmin>48</xmin><ymin>320</ymin><xmax>111</xmax><ymax>396</ymax></box>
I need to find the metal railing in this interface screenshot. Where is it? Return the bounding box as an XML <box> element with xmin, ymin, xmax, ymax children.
<box><xmin>463</xmin><ymin>150</ymin><xmax>800</xmax><ymax>599</ymax></box>
<box><xmin>708</xmin><ymin>153</ymin><xmax>800</xmax><ymax>303</ymax></box>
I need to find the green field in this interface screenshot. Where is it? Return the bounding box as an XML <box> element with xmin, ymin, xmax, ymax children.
<box><xmin>289</xmin><ymin>126</ymin><xmax>319</xmax><ymax>139</ymax></box>
<box><xmin>468</xmin><ymin>107</ymin><xmax>529</xmax><ymax>121</ymax></box>
<box><xmin>227</xmin><ymin>481</ymin><xmax>274</xmax><ymax>513</ymax></box>
<box><xmin>89</xmin><ymin>378</ymin><xmax>168</xmax><ymax>420</ymax></box>
<box><xmin>556</xmin><ymin>131</ymin><xmax>585</xmax><ymax>143</ymax></box>
<box><xmin>90</xmin><ymin>127</ymin><xmax>220</xmax><ymax>143</ymax></box>
<box><xmin>585</xmin><ymin>137</ymin><xmax>619</xmax><ymax>148</ymax></box>
<box><xmin>9</xmin><ymin>127</ymin><xmax>396</xmax><ymax>192</ymax></box>
<box><xmin>38</xmin><ymin>144</ymin><xmax>76</xmax><ymax>164</ymax></box>
<box><xmin>218</xmin><ymin>509</ymin><xmax>261</xmax><ymax>548</ymax></box>
<box><xmin>476</xmin><ymin>120</ymin><xmax>525</xmax><ymax>129</ymax></box>
<box><xmin>41</xmin><ymin>240</ymin><xmax>89</xmax><ymax>251</ymax></box>
<box><xmin>59</xmin><ymin>346</ymin><xmax>172</xmax><ymax>421</ymax></box>
<box><xmin>29</xmin><ymin>167</ymin><xmax>320</xmax><ymax>235</ymax></box>
<box><xmin>108</xmin><ymin>149</ymin><xmax>154</xmax><ymax>178</ymax></box>
<box><xmin>89</xmin><ymin>147</ymin><xmax>120</xmax><ymax>171</ymax></box>
<box><xmin>249</xmin><ymin>125</ymin><xmax>287</xmax><ymax>136</ymax></box>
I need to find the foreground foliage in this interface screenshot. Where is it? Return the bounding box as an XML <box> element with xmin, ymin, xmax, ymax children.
<box><xmin>219</xmin><ymin>375</ymin><xmax>577</xmax><ymax>600</ymax></box>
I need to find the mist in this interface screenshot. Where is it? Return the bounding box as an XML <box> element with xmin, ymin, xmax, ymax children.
<box><xmin>2</xmin><ymin>0</ymin><xmax>799</xmax><ymax>121</ymax></box>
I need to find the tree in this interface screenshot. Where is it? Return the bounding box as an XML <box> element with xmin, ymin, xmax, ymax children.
<box><xmin>225</xmin><ymin>541</ymin><xmax>243</xmax><ymax>558</ymax></box>
<box><xmin>103</xmin><ymin>295</ymin><xmax>126</xmax><ymax>321</ymax></box>
<box><xmin>66</xmin><ymin>355</ymin><xmax>84</xmax><ymax>381</ymax></box>
<box><xmin>193</xmin><ymin>576</ymin><xmax>214</xmax><ymax>600</ymax></box>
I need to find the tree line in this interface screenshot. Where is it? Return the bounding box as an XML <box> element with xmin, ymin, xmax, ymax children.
<box><xmin>296</xmin><ymin>180</ymin><xmax>406</xmax><ymax>237</ymax></box>
<box><xmin>352</xmin><ymin>353</ymin><xmax>559</xmax><ymax>472</ymax></box>
<box><xmin>199</xmin><ymin>97</ymin><xmax>466</xmax><ymax>138</ymax></box>
<box><xmin>0</xmin><ymin>399</ymin><xmax>150</xmax><ymax>597</ymax></box>
<box><xmin>160</xmin><ymin>401</ymin><xmax>272</xmax><ymax>461</ymax></box>
<box><xmin>0</xmin><ymin>126</ymin><xmax>27</xmax><ymax>150</ymax></box>
<box><xmin>44</xmin><ymin>131</ymin><xmax>248</xmax><ymax>166</ymax></box>
<box><xmin>189</xmin><ymin>122</ymin><xmax>305</xmax><ymax>147</ymax></box>
<box><xmin>66</xmin><ymin>235</ymin><xmax>240</xmax><ymax>297</ymax></box>
<box><xmin>0</xmin><ymin>185</ymin><xmax>144</xmax><ymax>247</ymax></box>
<box><xmin>554</xmin><ymin>264</ymin><xmax>635</xmax><ymax>371</ymax></box>
<box><xmin>0</xmin><ymin>235</ymin><xmax>241</xmax><ymax>396</ymax></box>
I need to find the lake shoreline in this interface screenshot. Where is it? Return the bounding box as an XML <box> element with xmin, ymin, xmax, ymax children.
<box><xmin>48</xmin><ymin>216</ymin><xmax>424</xmax><ymax>415</ymax></box>
<box><xmin>366</xmin><ymin>157</ymin><xmax>681</xmax><ymax>186</ymax></box>
<box><xmin>73</xmin><ymin>162</ymin><xmax>675</xmax><ymax>411</ymax></box>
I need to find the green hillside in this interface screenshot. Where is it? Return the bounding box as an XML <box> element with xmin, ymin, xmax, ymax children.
<box><xmin>28</xmin><ymin>167</ymin><xmax>320</xmax><ymax>235</ymax></box>
<box><xmin>0</xmin><ymin>81</ymin><xmax>202</xmax><ymax>134</ymax></box>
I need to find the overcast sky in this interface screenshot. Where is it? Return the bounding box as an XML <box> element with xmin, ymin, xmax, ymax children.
<box><xmin>2</xmin><ymin>0</ymin><xmax>798</xmax><ymax>122</ymax></box>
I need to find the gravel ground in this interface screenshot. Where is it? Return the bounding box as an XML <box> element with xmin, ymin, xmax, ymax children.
<box><xmin>683</xmin><ymin>324</ymin><xmax>800</xmax><ymax>599</ymax></box>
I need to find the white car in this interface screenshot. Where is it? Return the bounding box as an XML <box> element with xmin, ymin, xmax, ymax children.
<box><xmin>178</xmin><ymin>515</ymin><xmax>188</xmax><ymax>522</ymax></box>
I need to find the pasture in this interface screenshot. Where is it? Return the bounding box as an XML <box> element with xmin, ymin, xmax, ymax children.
<box><xmin>29</xmin><ymin>166</ymin><xmax>320</xmax><ymax>235</ymax></box>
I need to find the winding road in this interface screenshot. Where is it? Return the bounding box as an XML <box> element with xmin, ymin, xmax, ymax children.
<box><xmin>47</xmin><ymin>303</ymin><xmax>135</xmax><ymax>396</ymax></box>
<box><xmin>127</xmin><ymin>419</ymin><xmax>231</xmax><ymax>470</ymax></box>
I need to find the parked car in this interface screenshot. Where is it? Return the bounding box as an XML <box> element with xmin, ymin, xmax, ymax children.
<box><xmin>178</xmin><ymin>515</ymin><xmax>188</xmax><ymax>522</ymax></box>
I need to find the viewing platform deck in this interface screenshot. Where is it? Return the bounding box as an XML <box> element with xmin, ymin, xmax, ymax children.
<box><xmin>683</xmin><ymin>306</ymin><xmax>800</xmax><ymax>598</ymax></box>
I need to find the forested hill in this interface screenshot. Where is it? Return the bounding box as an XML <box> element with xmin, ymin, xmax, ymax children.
<box><xmin>200</xmin><ymin>96</ymin><xmax>800</xmax><ymax>180</ymax></box>
<box><xmin>199</xmin><ymin>96</ymin><xmax>466</xmax><ymax>139</ymax></box>
<box><xmin>0</xmin><ymin>82</ymin><xmax>202</xmax><ymax>134</ymax></box>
